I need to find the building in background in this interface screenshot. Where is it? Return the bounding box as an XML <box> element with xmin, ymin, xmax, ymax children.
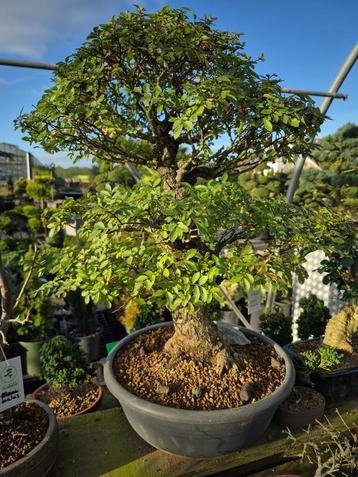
<box><xmin>0</xmin><ymin>143</ymin><xmax>41</xmax><ymax>185</ymax></box>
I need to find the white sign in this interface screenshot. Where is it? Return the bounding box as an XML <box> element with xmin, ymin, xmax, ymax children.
<box><xmin>0</xmin><ymin>356</ymin><xmax>25</xmax><ymax>412</ymax></box>
<box><xmin>248</xmin><ymin>288</ymin><xmax>262</xmax><ymax>315</ymax></box>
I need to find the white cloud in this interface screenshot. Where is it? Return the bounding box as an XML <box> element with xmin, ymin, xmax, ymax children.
<box><xmin>0</xmin><ymin>0</ymin><xmax>134</xmax><ymax>59</ymax></box>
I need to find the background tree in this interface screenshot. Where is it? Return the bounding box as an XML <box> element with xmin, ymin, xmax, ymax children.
<box><xmin>25</xmin><ymin>174</ymin><xmax>54</xmax><ymax>210</ymax></box>
<box><xmin>16</xmin><ymin>7</ymin><xmax>356</xmax><ymax>373</ymax></box>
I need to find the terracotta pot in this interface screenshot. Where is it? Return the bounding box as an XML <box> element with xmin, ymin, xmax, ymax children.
<box><xmin>31</xmin><ymin>382</ymin><xmax>102</xmax><ymax>419</ymax></box>
<box><xmin>0</xmin><ymin>400</ymin><xmax>58</xmax><ymax>477</ymax></box>
<box><xmin>275</xmin><ymin>386</ymin><xmax>325</xmax><ymax>429</ymax></box>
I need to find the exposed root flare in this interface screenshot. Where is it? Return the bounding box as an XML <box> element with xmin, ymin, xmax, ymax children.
<box><xmin>164</xmin><ymin>332</ymin><xmax>233</xmax><ymax>376</ymax></box>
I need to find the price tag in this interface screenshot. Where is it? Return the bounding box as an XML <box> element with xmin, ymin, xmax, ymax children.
<box><xmin>0</xmin><ymin>356</ymin><xmax>25</xmax><ymax>412</ymax></box>
<box><xmin>248</xmin><ymin>288</ymin><xmax>262</xmax><ymax>315</ymax></box>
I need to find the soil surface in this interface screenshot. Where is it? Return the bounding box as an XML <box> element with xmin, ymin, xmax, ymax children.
<box><xmin>114</xmin><ymin>328</ymin><xmax>286</xmax><ymax>410</ymax></box>
<box><xmin>279</xmin><ymin>386</ymin><xmax>324</xmax><ymax>412</ymax></box>
<box><xmin>0</xmin><ymin>402</ymin><xmax>48</xmax><ymax>469</ymax></box>
<box><xmin>35</xmin><ymin>382</ymin><xmax>100</xmax><ymax>418</ymax></box>
<box><xmin>289</xmin><ymin>334</ymin><xmax>358</xmax><ymax>373</ymax></box>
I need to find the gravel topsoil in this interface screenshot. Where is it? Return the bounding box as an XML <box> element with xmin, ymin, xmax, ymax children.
<box><xmin>289</xmin><ymin>334</ymin><xmax>358</xmax><ymax>373</ymax></box>
<box><xmin>35</xmin><ymin>382</ymin><xmax>100</xmax><ymax>418</ymax></box>
<box><xmin>113</xmin><ymin>328</ymin><xmax>286</xmax><ymax>410</ymax></box>
<box><xmin>279</xmin><ymin>386</ymin><xmax>324</xmax><ymax>412</ymax></box>
<box><xmin>0</xmin><ymin>402</ymin><xmax>48</xmax><ymax>469</ymax></box>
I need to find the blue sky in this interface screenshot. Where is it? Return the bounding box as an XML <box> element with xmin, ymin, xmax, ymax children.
<box><xmin>0</xmin><ymin>0</ymin><xmax>357</xmax><ymax>167</ymax></box>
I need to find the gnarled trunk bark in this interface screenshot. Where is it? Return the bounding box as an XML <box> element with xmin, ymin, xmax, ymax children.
<box><xmin>164</xmin><ymin>306</ymin><xmax>232</xmax><ymax>375</ymax></box>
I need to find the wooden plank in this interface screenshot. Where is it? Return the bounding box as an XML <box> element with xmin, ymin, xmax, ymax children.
<box><xmin>50</xmin><ymin>397</ymin><xmax>358</xmax><ymax>477</ymax></box>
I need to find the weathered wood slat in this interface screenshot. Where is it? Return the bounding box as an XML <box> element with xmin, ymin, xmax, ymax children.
<box><xmin>50</xmin><ymin>397</ymin><xmax>358</xmax><ymax>477</ymax></box>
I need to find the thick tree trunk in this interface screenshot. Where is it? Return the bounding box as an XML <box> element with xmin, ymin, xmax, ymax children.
<box><xmin>164</xmin><ymin>307</ymin><xmax>232</xmax><ymax>375</ymax></box>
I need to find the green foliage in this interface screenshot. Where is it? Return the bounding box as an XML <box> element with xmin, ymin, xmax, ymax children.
<box><xmin>35</xmin><ymin>178</ymin><xmax>355</xmax><ymax>316</ymax></box>
<box><xmin>318</xmin><ymin>244</ymin><xmax>358</xmax><ymax>303</ymax></box>
<box><xmin>14</xmin><ymin>6</ymin><xmax>356</xmax><ymax>334</ymax></box>
<box><xmin>25</xmin><ymin>174</ymin><xmax>54</xmax><ymax>208</ymax></box>
<box><xmin>297</xmin><ymin>294</ymin><xmax>331</xmax><ymax>339</ymax></box>
<box><xmin>40</xmin><ymin>335</ymin><xmax>91</xmax><ymax>390</ymax></box>
<box><xmin>14</xmin><ymin>177</ymin><xmax>28</xmax><ymax>197</ymax></box>
<box><xmin>11</xmin><ymin>292</ymin><xmax>53</xmax><ymax>342</ymax></box>
<box><xmin>16</xmin><ymin>6</ymin><xmax>322</xmax><ymax>171</ymax></box>
<box><xmin>300</xmin><ymin>346</ymin><xmax>344</xmax><ymax>373</ymax></box>
<box><xmin>259</xmin><ymin>306</ymin><xmax>292</xmax><ymax>345</ymax></box>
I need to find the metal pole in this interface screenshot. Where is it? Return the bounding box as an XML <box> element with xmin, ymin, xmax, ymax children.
<box><xmin>0</xmin><ymin>58</ymin><xmax>57</xmax><ymax>71</ymax></box>
<box><xmin>281</xmin><ymin>88</ymin><xmax>347</xmax><ymax>99</ymax></box>
<box><xmin>286</xmin><ymin>42</ymin><xmax>358</xmax><ymax>204</ymax></box>
<box><xmin>0</xmin><ymin>58</ymin><xmax>350</xmax><ymax>100</ymax></box>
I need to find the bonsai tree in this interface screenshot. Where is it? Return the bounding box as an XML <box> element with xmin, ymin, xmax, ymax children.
<box><xmin>16</xmin><ymin>7</ymin><xmax>356</xmax><ymax>374</ymax></box>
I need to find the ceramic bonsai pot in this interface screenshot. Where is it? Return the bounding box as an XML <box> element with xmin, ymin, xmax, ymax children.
<box><xmin>0</xmin><ymin>400</ymin><xmax>58</xmax><ymax>477</ymax></box>
<box><xmin>274</xmin><ymin>386</ymin><xmax>325</xmax><ymax>429</ymax></box>
<box><xmin>104</xmin><ymin>322</ymin><xmax>295</xmax><ymax>458</ymax></box>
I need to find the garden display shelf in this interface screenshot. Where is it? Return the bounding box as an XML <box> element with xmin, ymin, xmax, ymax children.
<box><xmin>49</xmin><ymin>393</ymin><xmax>358</xmax><ymax>477</ymax></box>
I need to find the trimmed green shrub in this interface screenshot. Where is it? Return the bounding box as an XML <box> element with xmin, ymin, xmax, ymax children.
<box><xmin>259</xmin><ymin>306</ymin><xmax>292</xmax><ymax>345</ymax></box>
<box><xmin>40</xmin><ymin>335</ymin><xmax>92</xmax><ymax>390</ymax></box>
<box><xmin>297</xmin><ymin>294</ymin><xmax>331</xmax><ymax>340</ymax></box>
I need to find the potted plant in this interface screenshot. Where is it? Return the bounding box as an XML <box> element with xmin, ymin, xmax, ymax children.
<box><xmin>16</xmin><ymin>7</ymin><xmax>356</xmax><ymax>457</ymax></box>
<box><xmin>0</xmin><ymin>262</ymin><xmax>58</xmax><ymax>476</ymax></box>
<box><xmin>64</xmin><ymin>289</ymin><xmax>103</xmax><ymax>362</ymax></box>
<box><xmin>12</xmin><ymin>290</ymin><xmax>54</xmax><ymax>377</ymax></box>
<box><xmin>289</xmin><ymin>305</ymin><xmax>358</xmax><ymax>402</ymax></box>
<box><xmin>32</xmin><ymin>335</ymin><xmax>102</xmax><ymax>419</ymax></box>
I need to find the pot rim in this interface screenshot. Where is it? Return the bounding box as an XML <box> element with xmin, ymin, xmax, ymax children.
<box><xmin>0</xmin><ymin>399</ymin><xmax>57</xmax><ymax>475</ymax></box>
<box><xmin>104</xmin><ymin>322</ymin><xmax>295</xmax><ymax>423</ymax></box>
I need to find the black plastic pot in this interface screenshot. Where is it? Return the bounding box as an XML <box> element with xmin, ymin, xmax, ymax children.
<box><xmin>73</xmin><ymin>330</ymin><xmax>103</xmax><ymax>362</ymax></box>
<box><xmin>285</xmin><ymin>340</ymin><xmax>358</xmax><ymax>403</ymax></box>
<box><xmin>104</xmin><ymin>322</ymin><xmax>295</xmax><ymax>458</ymax></box>
<box><xmin>0</xmin><ymin>400</ymin><xmax>58</xmax><ymax>477</ymax></box>
<box><xmin>275</xmin><ymin>386</ymin><xmax>325</xmax><ymax>429</ymax></box>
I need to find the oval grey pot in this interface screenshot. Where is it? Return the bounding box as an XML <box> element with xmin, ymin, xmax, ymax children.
<box><xmin>104</xmin><ymin>322</ymin><xmax>295</xmax><ymax>458</ymax></box>
<box><xmin>0</xmin><ymin>400</ymin><xmax>59</xmax><ymax>477</ymax></box>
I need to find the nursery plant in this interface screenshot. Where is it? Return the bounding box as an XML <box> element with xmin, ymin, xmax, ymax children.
<box><xmin>35</xmin><ymin>335</ymin><xmax>101</xmax><ymax>418</ymax></box>
<box><xmin>16</xmin><ymin>7</ymin><xmax>356</xmax><ymax>376</ymax></box>
<box><xmin>297</xmin><ymin>294</ymin><xmax>331</xmax><ymax>340</ymax></box>
<box><xmin>259</xmin><ymin>306</ymin><xmax>293</xmax><ymax>345</ymax></box>
<box><xmin>0</xmin><ymin>260</ymin><xmax>59</xmax><ymax>474</ymax></box>
<box><xmin>40</xmin><ymin>335</ymin><xmax>91</xmax><ymax>391</ymax></box>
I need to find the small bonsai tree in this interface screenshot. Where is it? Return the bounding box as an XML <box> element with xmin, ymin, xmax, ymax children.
<box><xmin>297</xmin><ymin>294</ymin><xmax>331</xmax><ymax>340</ymax></box>
<box><xmin>40</xmin><ymin>335</ymin><xmax>91</xmax><ymax>391</ymax></box>
<box><xmin>259</xmin><ymin>306</ymin><xmax>292</xmax><ymax>345</ymax></box>
<box><xmin>16</xmin><ymin>7</ymin><xmax>356</xmax><ymax>374</ymax></box>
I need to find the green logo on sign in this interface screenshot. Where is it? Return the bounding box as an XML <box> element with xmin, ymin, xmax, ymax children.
<box><xmin>1</xmin><ymin>366</ymin><xmax>17</xmax><ymax>384</ymax></box>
